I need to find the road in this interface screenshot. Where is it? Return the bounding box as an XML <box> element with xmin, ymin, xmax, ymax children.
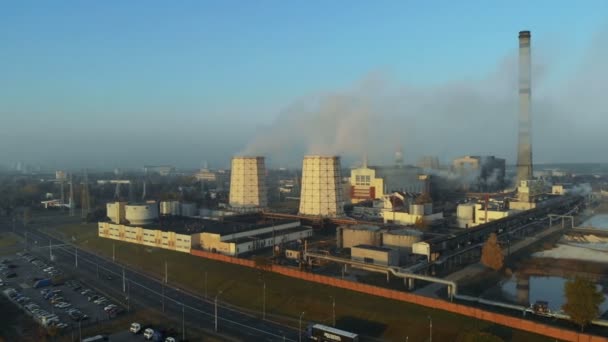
<box><xmin>3</xmin><ymin>222</ymin><xmax>300</xmax><ymax>342</ymax></box>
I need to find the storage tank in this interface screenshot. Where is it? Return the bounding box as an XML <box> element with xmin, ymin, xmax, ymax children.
<box><xmin>170</xmin><ymin>201</ymin><xmax>181</xmax><ymax>215</ymax></box>
<box><xmin>229</xmin><ymin>156</ymin><xmax>268</xmax><ymax>211</ymax></box>
<box><xmin>409</xmin><ymin>204</ymin><xmax>425</xmax><ymax>216</ymax></box>
<box><xmin>181</xmin><ymin>202</ymin><xmax>197</xmax><ymax>217</ymax></box>
<box><xmin>160</xmin><ymin>201</ymin><xmax>172</xmax><ymax>216</ymax></box>
<box><xmin>125</xmin><ymin>202</ymin><xmax>158</xmax><ymax>225</ymax></box>
<box><xmin>382</xmin><ymin>229</ymin><xmax>423</xmax><ymax>249</ymax></box>
<box><xmin>106</xmin><ymin>202</ymin><xmax>126</xmax><ymax>224</ymax></box>
<box><xmin>383</xmin><ymin>229</ymin><xmax>424</xmax><ymax>263</ymax></box>
<box><xmin>337</xmin><ymin>224</ymin><xmax>382</xmax><ymax>249</ymax></box>
<box><xmin>299</xmin><ymin>155</ymin><xmax>344</xmax><ymax>217</ymax></box>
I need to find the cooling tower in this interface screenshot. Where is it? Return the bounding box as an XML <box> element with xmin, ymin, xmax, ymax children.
<box><xmin>299</xmin><ymin>155</ymin><xmax>344</xmax><ymax>217</ymax></box>
<box><xmin>516</xmin><ymin>30</ymin><xmax>533</xmax><ymax>183</ymax></box>
<box><xmin>229</xmin><ymin>156</ymin><xmax>268</xmax><ymax>211</ymax></box>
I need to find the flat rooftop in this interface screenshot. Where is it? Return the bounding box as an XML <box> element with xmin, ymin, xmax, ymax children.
<box><xmin>353</xmin><ymin>244</ymin><xmax>393</xmax><ymax>252</ymax></box>
<box><xmin>134</xmin><ymin>213</ymin><xmax>299</xmax><ymax>236</ymax></box>
<box><xmin>224</xmin><ymin>226</ymin><xmax>311</xmax><ymax>244</ymax></box>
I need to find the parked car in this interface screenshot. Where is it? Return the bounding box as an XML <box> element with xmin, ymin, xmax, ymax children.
<box><xmin>130</xmin><ymin>322</ymin><xmax>142</xmax><ymax>334</ymax></box>
<box><xmin>143</xmin><ymin>328</ymin><xmax>154</xmax><ymax>340</ymax></box>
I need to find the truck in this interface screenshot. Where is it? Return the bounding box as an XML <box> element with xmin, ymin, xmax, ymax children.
<box><xmin>33</xmin><ymin>278</ymin><xmax>52</xmax><ymax>288</ymax></box>
<box><xmin>33</xmin><ymin>276</ymin><xmax>65</xmax><ymax>288</ymax></box>
<box><xmin>306</xmin><ymin>323</ymin><xmax>359</xmax><ymax>342</ymax></box>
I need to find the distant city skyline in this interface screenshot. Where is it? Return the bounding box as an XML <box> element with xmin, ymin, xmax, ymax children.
<box><xmin>1</xmin><ymin>1</ymin><xmax>607</xmax><ymax>168</ymax></box>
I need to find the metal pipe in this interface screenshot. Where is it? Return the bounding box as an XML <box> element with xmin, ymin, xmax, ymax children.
<box><xmin>305</xmin><ymin>251</ymin><xmax>458</xmax><ymax>298</ymax></box>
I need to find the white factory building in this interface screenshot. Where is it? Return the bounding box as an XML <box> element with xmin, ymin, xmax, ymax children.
<box><xmin>380</xmin><ymin>192</ymin><xmax>443</xmax><ymax>225</ymax></box>
<box><xmin>337</xmin><ymin>224</ymin><xmax>423</xmax><ymax>265</ymax></box>
<box><xmin>99</xmin><ymin>202</ymin><xmax>312</xmax><ymax>256</ymax></box>
<box><xmin>455</xmin><ymin>202</ymin><xmax>513</xmax><ymax>228</ymax></box>
<box><xmin>351</xmin><ymin>245</ymin><xmax>399</xmax><ymax>268</ymax></box>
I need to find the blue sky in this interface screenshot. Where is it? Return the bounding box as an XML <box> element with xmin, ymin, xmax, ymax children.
<box><xmin>1</xmin><ymin>1</ymin><xmax>607</xmax><ymax>168</ymax></box>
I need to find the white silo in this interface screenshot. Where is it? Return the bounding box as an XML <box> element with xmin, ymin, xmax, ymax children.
<box><xmin>229</xmin><ymin>156</ymin><xmax>268</xmax><ymax>211</ymax></box>
<box><xmin>160</xmin><ymin>201</ymin><xmax>172</xmax><ymax>216</ymax></box>
<box><xmin>125</xmin><ymin>201</ymin><xmax>159</xmax><ymax>226</ymax></box>
<box><xmin>299</xmin><ymin>155</ymin><xmax>344</xmax><ymax>217</ymax></box>
<box><xmin>382</xmin><ymin>228</ymin><xmax>423</xmax><ymax>263</ymax></box>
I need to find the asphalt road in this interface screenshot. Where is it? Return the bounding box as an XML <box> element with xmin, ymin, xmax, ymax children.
<box><xmin>4</xmin><ymin>223</ymin><xmax>300</xmax><ymax>342</ymax></box>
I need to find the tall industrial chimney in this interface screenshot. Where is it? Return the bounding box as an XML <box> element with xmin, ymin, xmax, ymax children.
<box><xmin>229</xmin><ymin>156</ymin><xmax>268</xmax><ymax>212</ymax></box>
<box><xmin>516</xmin><ymin>30</ymin><xmax>533</xmax><ymax>184</ymax></box>
<box><xmin>299</xmin><ymin>155</ymin><xmax>344</xmax><ymax>217</ymax></box>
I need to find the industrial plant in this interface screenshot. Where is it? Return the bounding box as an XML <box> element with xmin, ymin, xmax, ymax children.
<box><xmin>6</xmin><ymin>28</ymin><xmax>607</xmax><ymax>342</ymax></box>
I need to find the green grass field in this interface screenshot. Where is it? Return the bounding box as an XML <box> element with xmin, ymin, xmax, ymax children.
<box><xmin>45</xmin><ymin>220</ymin><xmax>555</xmax><ymax>342</ymax></box>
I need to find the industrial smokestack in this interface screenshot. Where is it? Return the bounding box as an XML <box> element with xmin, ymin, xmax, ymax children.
<box><xmin>516</xmin><ymin>30</ymin><xmax>533</xmax><ymax>184</ymax></box>
<box><xmin>229</xmin><ymin>156</ymin><xmax>268</xmax><ymax>212</ymax></box>
<box><xmin>299</xmin><ymin>155</ymin><xmax>344</xmax><ymax>218</ymax></box>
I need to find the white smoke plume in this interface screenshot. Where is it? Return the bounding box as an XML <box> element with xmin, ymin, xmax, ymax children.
<box><xmin>240</xmin><ymin>28</ymin><xmax>608</xmax><ymax>168</ymax></box>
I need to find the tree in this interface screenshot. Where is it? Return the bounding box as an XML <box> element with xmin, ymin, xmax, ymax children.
<box><xmin>563</xmin><ymin>276</ymin><xmax>605</xmax><ymax>331</ymax></box>
<box><xmin>481</xmin><ymin>233</ymin><xmax>503</xmax><ymax>271</ymax></box>
<box><xmin>414</xmin><ymin>217</ymin><xmax>429</xmax><ymax>229</ymax></box>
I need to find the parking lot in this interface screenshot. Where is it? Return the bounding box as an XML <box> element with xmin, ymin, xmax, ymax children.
<box><xmin>1</xmin><ymin>249</ymin><xmax>126</xmax><ymax>336</ymax></box>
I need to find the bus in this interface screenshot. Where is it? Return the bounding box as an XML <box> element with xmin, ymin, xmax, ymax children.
<box><xmin>306</xmin><ymin>323</ymin><xmax>359</xmax><ymax>342</ymax></box>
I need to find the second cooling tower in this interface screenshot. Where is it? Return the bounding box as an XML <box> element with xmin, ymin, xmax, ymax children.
<box><xmin>299</xmin><ymin>155</ymin><xmax>344</xmax><ymax>217</ymax></box>
<box><xmin>229</xmin><ymin>156</ymin><xmax>268</xmax><ymax>212</ymax></box>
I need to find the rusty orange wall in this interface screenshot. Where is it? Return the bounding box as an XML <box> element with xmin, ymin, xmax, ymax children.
<box><xmin>189</xmin><ymin>249</ymin><xmax>606</xmax><ymax>342</ymax></box>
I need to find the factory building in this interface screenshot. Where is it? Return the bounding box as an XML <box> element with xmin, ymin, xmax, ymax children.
<box><xmin>380</xmin><ymin>192</ymin><xmax>443</xmax><ymax>225</ymax></box>
<box><xmin>194</xmin><ymin>168</ymin><xmax>218</xmax><ymax>182</ymax></box>
<box><xmin>98</xmin><ymin>222</ymin><xmax>194</xmax><ymax>253</ymax></box>
<box><xmin>452</xmin><ymin>155</ymin><xmax>506</xmax><ymax>191</ymax></box>
<box><xmin>456</xmin><ymin>201</ymin><xmax>513</xmax><ymax>228</ymax></box>
<box><xmin>348</xmin><ymin>165</ymin><xmax>384</xmax><ymax>204</ymax></box>
<box><xmin>197</xmin><ymin>218</ymin><xmax>311</xmax><ymax>256</ymax></box>
<box><xmin>99</xmin><ymin>207</ymin><xmax>312</xmax><ymax>256</ymax></box>
<box><xmin>347</xmin><ymin>163</ymin><xmax>430</xmax><ymax>204</ymax></box>
<box><xmin>381</xmin><ymin>228</ymin><xmax>422</xmax><ymax>262</ymax></box>
<box><xmin>351</xmin><ymin>245</ymin><xmax>399</xmax><ymax>267</ymax></box>
<box><xmin>510</xmin><ymin>179</ymin><xmax>547</xmax><ymax>210</ymax></box>
<box><xmin>374</xmin><ymin>166</ymin><xmax>428</xmax><ymax>194</ymax></box>
<box><xmin>337</xmin><ymin>224</ymin><xmax>382</xmax><ymax>249</ymax></box>
<box><xmin>229</xmin><ymin>156</ymin><xmax>268</xmax><ymax>212</ymax></box>
<box><xmin>299</xmin><ymin>155</ymin><xmax>344</xmax><ymax>217</ymax></box>
<box><xmin>144</xmin><ymin>165</ymin><xmax>175</xmax><ymax>176</ymax></box>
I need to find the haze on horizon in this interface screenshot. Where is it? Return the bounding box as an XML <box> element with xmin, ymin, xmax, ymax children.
<box><xmin>1</xmin><ymin>1</ymin><xmax>607</xmax><ymax>170</ymax></box>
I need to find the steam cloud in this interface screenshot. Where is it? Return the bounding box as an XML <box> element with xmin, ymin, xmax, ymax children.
<box><xmin>240</xmin><ymin>28</ymin><xmax>608</xmax><ymax>168</ymax></box>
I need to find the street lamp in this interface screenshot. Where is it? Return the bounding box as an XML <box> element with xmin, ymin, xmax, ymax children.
<box><xmin>262</xmin><ymin>281</ymin><xmax>266</xmax><ymax>320</ymax></box>
<box><xmin>181</xmin><ymin>302</ymin><xmax>185</xmax><ymax>341</ymax></box>
<box><xmin>214</xmin><ymin>290</ymin><xmax>223</xmax><ymax>332</ymax></box>
<box><xmin>299</xmin><ymin>311</ymin><xmax>306</xmax><ymax>342</ymax></box>
<box><xmin>329</xmin><ymin>296</ymin><xmax>336</xmax><ymax>327</ymax></box>
<box><xmin>428</xmin><ymin>316</ymin><xmax>432</xmax><ymax>342</ymax></box>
